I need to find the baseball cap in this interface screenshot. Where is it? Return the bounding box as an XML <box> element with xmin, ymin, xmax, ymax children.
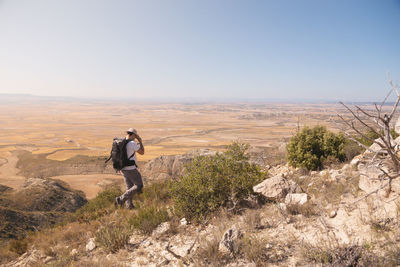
<box><xmin>127</xmin><ymin>128</ymin><xmax>137</xmax><ymax>135</ymax></box>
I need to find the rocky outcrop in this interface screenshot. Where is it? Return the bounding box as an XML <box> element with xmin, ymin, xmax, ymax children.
<box><xmin>285</xmin><ymin>193</ymin><xmax>308</xmax><ymax>206</ymax></box>
<box><xmin>12</xmin><ymin>178</ymin><xmax>86</xmax><ymax>212</ymax></box>
<box><xmin>142</xmin><ymin>149</ymin><xmax>216</xmax><ymax>181</ymax></box>
<box><xmin>253</xmin><ymin>174</ymin><xmax>302</xmax><ymax>201</ymax></box>
<box><xmin>0</xmin><ymin>178</ymin><xmax>87</xmax><ymax>239</ymax></box>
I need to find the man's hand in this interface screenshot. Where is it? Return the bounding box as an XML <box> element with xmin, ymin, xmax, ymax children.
<box><xmin>133</xmin><ymin>132</ymin><xmax>145</xmax><ymax>155</ymax></box>
<box><xmin>133</xmin><ymin>132</ymin><xmax>141</xmax><ymax>141</ymax></box>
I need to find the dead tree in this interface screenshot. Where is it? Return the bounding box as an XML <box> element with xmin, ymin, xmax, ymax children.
<box><xmin>337</xmin><ymin>80</ymin><xmax>400</xmax><ymax>197</ymax></box>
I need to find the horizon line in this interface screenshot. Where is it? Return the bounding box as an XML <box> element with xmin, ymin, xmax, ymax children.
<box><xmin>0</xmin><ymin>92</ymin><xmax>392</xmax><ymax>105</ymax></box>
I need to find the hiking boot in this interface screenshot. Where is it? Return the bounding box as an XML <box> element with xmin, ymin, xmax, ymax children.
<box><xmin>126</xmin><ymin>204</ymin><xmax>135</xmax><ymax>210</ymax></box>
<box><xmin>115</xmin><ymin>197</ymin><xmax>122</xmax><ymax>208</ymax></box>
<box><xmin>126</xmin><ymin>201</ymin><xmax>135</xmax><ymax>210</ymax></box>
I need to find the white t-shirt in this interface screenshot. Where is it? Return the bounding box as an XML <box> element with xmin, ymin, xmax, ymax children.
<box><xmin>122</xmin><ymin>139</ymin><xmax>140</xmax><ymax>170</ymax></box>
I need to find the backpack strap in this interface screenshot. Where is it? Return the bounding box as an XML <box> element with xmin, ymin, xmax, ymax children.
<box><xmin>105</xmin><ymin>150</ymin><xmax>112</xmax><ymax>163</ymax></box>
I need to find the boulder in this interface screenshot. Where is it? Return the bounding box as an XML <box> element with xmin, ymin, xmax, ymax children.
<box><xmin>142</xmin><ymin>149</ymin><xmax>216</xmax><ymax>181</ymax></box>
<box><xmin>285</xmin><ymin>193</ymin><xmax>308</xmax><ymax>206</ymax></box>
<box><xmin>86</xmin><ymin>238</ymin><xmax>96</xmax><ymax>252</ymax></box>
<box><xmin>365</xmin><ymin>138</ymin><xmax>394</xmax><ymax>155</ymax></box>
<box><xmin>253</xmin><ymin>175</ymin><xmax>302</xmax><ymax>201</ymax></box>
<box><xmin>219</xmin><ymin>225</ymin><xmax>243</xmax><ymax>254</ymax></box>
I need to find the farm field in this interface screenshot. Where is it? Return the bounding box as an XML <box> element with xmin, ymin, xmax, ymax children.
<box><xmin>0</xmin><ymin>98</ymin><xmax>372</xmax><ymax>198</ymax></box>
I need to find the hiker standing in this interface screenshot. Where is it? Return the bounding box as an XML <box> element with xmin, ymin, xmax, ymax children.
<box><xmin>115</xmin><ymin>128</ymin><xmax>145</xmax><ymax>209</ymax></box>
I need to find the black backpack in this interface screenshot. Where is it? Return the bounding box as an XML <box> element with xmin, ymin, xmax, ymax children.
<box><xmin>105</xmin><ymin>137</ymin><xmax>136</xmax><ymax>172</ymax></box>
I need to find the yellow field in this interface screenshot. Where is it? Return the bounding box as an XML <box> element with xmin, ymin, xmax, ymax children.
<box><xmin>0</xmin><ymin>100</ymin><xmax>379</xmax><ymax>198</ymax></box>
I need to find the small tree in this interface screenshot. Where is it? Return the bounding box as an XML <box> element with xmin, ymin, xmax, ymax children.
<box><xmin>338</xmin><ymin>80</ymin><xmax>400</xmax><ymax>197</ymax></box>
<box><xmin>286</xmin><ymin>126</ymin><xmax>346</xmax><ymax>170</ymax></box>
<box><xmin>170</xmin><ymin>142</ymin><xmax>265</xmax><ymax>221</ymax></box>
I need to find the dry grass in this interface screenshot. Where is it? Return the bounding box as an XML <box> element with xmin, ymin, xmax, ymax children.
<box><xmin>193</xmin><ymin>227</ymin><xmax>227</xmax><ymax>266</ymax></box>
<box><xmin>239</xmin><ymin>234</ymin><xmax>270</xmax><ymax>265</ymax></box>
<box><xmin>29</xmin><ymin>221</ymin><xmax>99</xmax><ymax>256</ymax></box>
<box><xmin>242</xmin><ymin>209</ymin><xmax>263</xmax><ymax>231</ymax></box>
<box><xmin>286</xmin><ymin>202</ymin><xmax>319</xmax><ymax>218</ymax></box>
<box><xmin>95</xmin><ymin>221</ymin><xmax>132</xmax><ymax>253</ymax></box>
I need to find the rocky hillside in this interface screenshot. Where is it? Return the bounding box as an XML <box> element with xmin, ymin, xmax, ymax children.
<box><xmin>4</xmin><ymin>140</ymin><xmax>400</xmax><ymax>266</ymax></box>
<box><xmin>0</xmin><ymin>178</ymin><xmax>87</xmax><ymax>240</ymax></box>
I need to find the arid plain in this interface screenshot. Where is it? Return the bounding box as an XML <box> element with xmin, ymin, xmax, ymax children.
<box><xmin>0</xmin><ymin>97</ymin><xmax>355</xmax><ymax>198</ymax></box>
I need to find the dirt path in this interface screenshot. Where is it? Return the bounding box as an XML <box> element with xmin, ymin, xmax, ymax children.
<box><xmin>0</xmin><ymin>151</ymin><xmax>26</xmax><ymax>189</ymax></box>
<box><xmin>50</xmin><ymin>174</ymin><xmax>123</xmax><ymax>199</ymax></box>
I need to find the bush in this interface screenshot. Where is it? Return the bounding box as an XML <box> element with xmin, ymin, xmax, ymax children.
<box><xmin>355</xmin><ymin>128</ymin><xmax>399</xmax><ymax>147</ymax></box>
<box><xmin>95</xmin><ymin>222</ymin><xmax>131</xmax><ymax>253</ymax></box>
<box><xmin>75</xmin><ymin>185</ymin><xmax>122</xmax><ymax>222</ymax></box>
<box><xmin>170</xmin><ymin>142</ymin><xmax>265</xmax><ymax>221</ymax></box>
<box><xmin>128</xmin><ymin>205</ymin><xmax>169</xmax><ymax>235</ymax></box>
<box><xmin>133</xmin><ymin>181</ymin><xmax>171</xmax><ymax>206</ymax></box>
<box><xmin>343</xmin><ymin>139</ymin><xmax>364</xmax><ymax>161</ymax></box>
<box><xmin>287</xmin><ymin>126</ymin><xmax>346</xmax><ymax>170</ymax></box>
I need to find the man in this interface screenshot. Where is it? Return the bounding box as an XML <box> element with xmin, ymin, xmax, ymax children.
<box><xmin>115</xmin><ymin>128</ymin><xmax>145</xmax><ymax>209</ymax></box>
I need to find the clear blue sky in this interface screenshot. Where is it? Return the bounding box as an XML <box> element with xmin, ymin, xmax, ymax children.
<box><xmin>0</xmin><ymin>0</ymin><xmax>399</xmax><ymax>101</ymax></box>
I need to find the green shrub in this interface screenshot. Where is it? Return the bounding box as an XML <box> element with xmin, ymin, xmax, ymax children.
<box><xmin>95</xmin><ymin>222</ymin><xmax>131</xmax><ymax>253</ymax></box>
<box><xmin>356</xmin><ymin>129</ymin><xmax>379</xmax><ymax>147</ymax></box>
<box><xmin>342</xmin><ymin>139</ymin><xmax>364</xmax><ymax>161</ymax></box>
<box><xmin>287</xmin><ymin>126</ymin><xmax>346</xmax><ymax>170</ymax></box>
<box><xmin>128</xmin><ymin>205</ymin><xmax>169</xmax><ymax>235</ymax></box>
<box><xmin>133</xmin><ymin>181</ymin><xmax>171</xmax><ymax>206</ymax></box>
<box><xmin>170</xmin><ymin>142</ymin><xmax>265</xmax><ymax>221</ymax></box>
<box><xmin>75</xmin><ymin>185</ymin><xmax>122</xmax><ymax>222</ymax></box>
<box><xmin>356</xmin><ymin>128</ymin><xmax>398</xmax><ymax>147</ymax></box>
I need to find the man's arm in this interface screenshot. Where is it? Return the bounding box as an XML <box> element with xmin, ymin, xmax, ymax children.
<box><xmin>135</xmin><ymin>134</ymin><xmax>144</xmax><ymax>155</ymax></box>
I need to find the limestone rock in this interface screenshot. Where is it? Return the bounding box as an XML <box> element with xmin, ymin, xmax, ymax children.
<box><xmin>395</xmin><ymin>116</ymin><xmax>400</xmax><ymax>135</ymax></box>
<box><xmin>142</xmin><ymin>149</ymin><xmax>216</xmax><ymax>181</ymax></box>
<box><xmin>357</xmin><ymin>162</ymin><xmax>389</xmax><ymax>195</ymax></box>
<box><xmin>6</xmin><ymin>250</ymin><xmax>41</xmax><ymax>267</ymax></box>
<box><xmin>350</xmin><ymin>155</ymin><xmax>362</xmax><ymax>167</ymax></box>
<box><xmin>43</xmin><ymin>256</ymin><xmax>54</xmax><ymax>264</ymax></box>
<box><xmin>365</xmin><ymin>138</ymin><xmax>394</xmax><ymax>155</ymax></box>
<box><xmin>152</xmin><ymin>222</ymin><xmax>170</xmax><ymax>237</ymax></box>
<box><xmin>267</xmin><ymin>164</ymin><xmax>293</xmax><ymax>177</ymax></box>
<box><xmin>279</xmin><ymin>202</ymin><xmax>287</xmax><ymax>212</ymax></box>
<box><xmin>329</xmin><ymin>210</ymin><xmax>337</xmax><ymax>218</ymax></box>
<box><xmin>285</xmin><ymin>193</ymin><xmax>308</xmax><ymax>206</ymax></box>
<box><xmin>180</xmin><ymin>218</ymin><xmax>187</xmax><ymax>226</ymax></box>
<box><xmin>70</xmin><ymin>249</ymin><xmax>78</xmax><ymax>256</ymax></box>
<box><xmin>86</xmin><ymin>238</ymin><xmax>96</xmax><ymax>252</ymax></box>
<box><xmin>253</xmin><ymin>175</ymin><xmax>302</xmax><ymax>201</ymax></box>
<box><xmin>219</xmin><ymin>225</ymin><xmax>243</xmax><ymax>254</ymax></box>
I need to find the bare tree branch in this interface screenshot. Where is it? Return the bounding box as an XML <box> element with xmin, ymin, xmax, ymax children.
<box><xmin>339</xmin><ymin>82</ymin><xmax>400</xmax><ymax>199</ymax></box>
